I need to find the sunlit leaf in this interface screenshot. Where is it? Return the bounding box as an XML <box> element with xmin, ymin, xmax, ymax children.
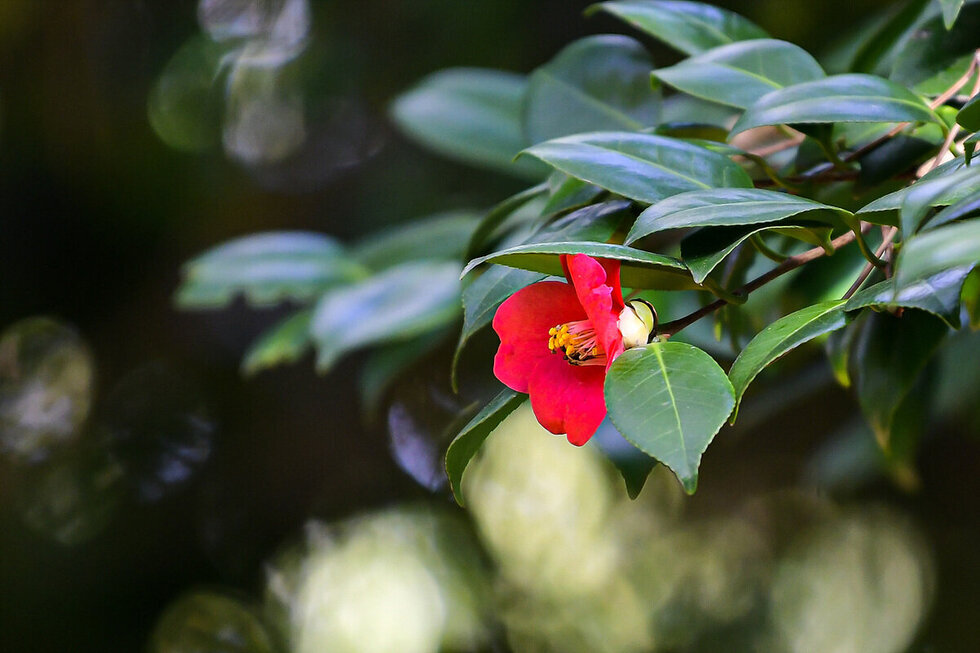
<box><xmin>242</xmin><ymin>309</ymin><xmax>312</xmax><ymax>376</ymax></box>
<box><xmin>896</xmin><ymin>220</ymin><xmax>980</xmax><ymax>285</ymax></box>
<box><xmin>940</xmin><ymin>0</ymin><xmax>966</xmax><ymax>28</ymax></box>
<box><xmin>525</xmin><ymin>35</ymin><xmax>661</xmax><ymax>144</ymax></box>
<box><xmin>627</xmin><ymin>188</ymin><xmax>849</xmax><ymax>243</ymax></box>
<box><xmin>177</xmin><ymin>232</ymin><xmax>366</xmax><ymax>308</ymax></box>
<box><xmin>845</xmin><ymin>266</ymin><xmax>974</xmax><ymax>328</ymax></box>
<box><xmin>654</xmin><ymin>39</ymin><xmax>825</xmax><ymax>109</ymax></box>
<box><xmin>588</xmin><ymin>0</ymin><xmax>768</xmax><ymax>56</ymax></box>
<box><xmin>730</xmin><ymin>74</ymin><xmax>940</xmax><ymax>136</ymax></box>
<box><xmin>446</xmin><ymin>388</ymin><xmax>526</xmax><ymax>505</ymax></box>
<box><xmin>605</xmin><ymin>340</ymin><xmax>735</xmax><ymax>493</ymax></box>
<box><xmin>352</xmin><ymin>211</ymin><xmax>480</xmax><ymax>271</ymax></box>
<box><xmin>728</xmin><ymin>301</ymin><xmax>849</xmax><ymax>418</ymax></box>
<box><xmin>311</xmin><ymin>261</ymin><xmax>462</xmax><ymax>372</ymax></box>
<box><xmin>522</xmin><ymin>131</ymin><xmax>752</xmax><ymax>204</ymax></box>
<box><xmin>390</xmin><ymin>68</ymin><xmax>546</xmax><ymax>179</ymax></box>
<box><xmin>463</xmin><ymin>241</ymin><xmax>696</xmax><ymax>291</ymax></box>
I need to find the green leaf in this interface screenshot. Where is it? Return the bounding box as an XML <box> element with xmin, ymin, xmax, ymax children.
<box><xmin>957</xmin><ymin>93</ymin><xmax>980</xmax><ymax>131</ymax></box>
<box><xmin>891</xmin><ymin>6</ymin><xmax>980</xmax><ymax>89</ymax></box>
<box><xmin>855</xmin><ymin>156</ymin><xmax>968</xmax><ymax>217</ymax></box>
<box><xmin>390</xmin><ymin>68</ymin><xmax>545</xmax><ymax>179</ymax></box>
<box><xmin>845</xmin><ymin>266</ymin><xmax>974</xmax><ymax>328</ymax></box>
<box><xmin>590</xmin><ymin>422</ymin><xmax>658</xmax><ymax>499</ymax></box>
<box><xmin>605</xmin><ymin>340</ymin><xmax>735</xmax><ymax>493</ymax></box>
<box><xmin>454</xmin><ymin>201</ymin><xmax>632</xmax><ymax>386</ymax></box>
<box><xmin>311</xmin><ymin>261</ymin><xmax>462</xmax><ymax>372</ymax></box>
<box><xmin>896</xmin><ymin>220</ymin><xmax>980</xmax><ymax>285</ymax></box>
<box><xmin>463</xmin><ymin>241</ymin><xmax>696</xmax><ymax>291</ymax></box>
<box><xmin>588</xmin><ymin>1</ymin><xmax>768</xmax><ymax>56</ymax></box>
<box><xmin>660</xmin><ymin>93</ymin><xmax>737</xmax><ymax>126</ymax></box>
<box><xmin>853</xmin><ymin>310</ymin><xmax>947</xmax><ymax>448</ymax></box>
<box><xmin>446</xmin><ymin>388</ymin><xmax>526</xmax><ymax>505</ymax></box>
<box><xmin>962</xmin><ymin>268</ymin><xmax>980</xmax><ymax>329</ymax></box>
<box><xmin>352</xmin><ymin>211</ymin><xmax>479</xmax><ymax>271</ymax></box>
<box><xmin>728</xmin><ymin>301</ymin><xmax>849</xmax><ymax>417</ymax></box>
<box><xmin>524</xmin><ymin>35</ymin><xmax>661</xmax><ymax>145</ymax></box>
<box><xmin>542</xmin><ymin>174</ymin><xmax>604</xmax><ymax>215</ymax></box>
<box><xmin>177</xmin><ymin>232</ymin><xmax>366</xmax><ymax>308</ymax></box>
<box><xmin>653</xmin><ymin>39</ymin><xmax>825</xmax><ymax>109</ymax></box>
<box><xmin>921</xmin><ymin>187</ymin><xmax>980</xmax><ymax>231</ymax></box>
<box><xmin>680</xmin><ymin>222</ymin><xmax>833</xmax><ymax>284</ymax></box>
<box><xmin>730</xmin><ymin>74</ymin><xmax>940</xmax><ymax>136</ymax></box>
<box><xmin>627</xmin><ymin>188</ymin><xmax>849</xmax><ymax>243</ymax></box>
<box><xmin>242</xmin><ymin>310</ymin><xmax>313</xmax><ymax>376</ymax></box>
<box><xmin>465</xmin><ymin>183</ymin><xmax>549</xmax><ymax>261</ymax></box>
<box><xmin>521</xmin><ymin>132</ymin><xmax>753</xmax><ymax>204</ymax></box>
<box><xmin>940</xmin><ymin>0</ymin><xmax>966</xmax><ymax>28</ymax></box>
<box><xmin>848</xmin><ymin>0</ymin><xmax>930</xmax><ymax>74</ymax></box>
<box><xmin>359</xmin><ymin>328</ymin><xmax>450</xmax><ymax>418</ymax></box>
<box><xmin>900</xmin><ymin>165</ymin><xmax>980</xmax><ymax>234</ymax></box>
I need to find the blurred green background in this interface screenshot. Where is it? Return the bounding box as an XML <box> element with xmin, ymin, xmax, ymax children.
<box><xmin>1</xmin><ymin>1</ymin><xmax>978</xmax><ymax>651</ymax></box>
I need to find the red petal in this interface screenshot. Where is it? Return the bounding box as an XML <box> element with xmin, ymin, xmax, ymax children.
<box><xmin>492</xmin><ymin>281</ymin><xmax>585</xmax><ymax>393</ymax></box>
<box><xmin>527</xmin><ymin>355</ymin><xmax>607</xmax><ymax>446</ymax></box>
<box><xmin>565</xmin><ymin>254</ymin><xmax>625</xmax><ymax>368</ymax></box>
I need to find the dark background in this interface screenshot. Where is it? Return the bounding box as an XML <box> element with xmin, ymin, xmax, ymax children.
<box><xmin>2</xmin><ymin>1</ymin><xmax>976</xmax><ymax>651</ymax></box>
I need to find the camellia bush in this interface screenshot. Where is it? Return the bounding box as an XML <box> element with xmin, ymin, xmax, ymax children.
<box><xmin>178</xmin><ymin>0</ymin><xmax>980</xmax><ymax>500</ymax></box>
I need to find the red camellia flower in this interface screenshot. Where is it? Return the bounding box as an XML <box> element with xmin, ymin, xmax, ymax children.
<box><xmin>492</xmin><ymin>253</ymin><xmax>655</xmax><ymax>446</ymax></box>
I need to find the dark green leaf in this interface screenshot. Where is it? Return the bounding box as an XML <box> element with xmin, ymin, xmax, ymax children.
<box><xmin>660</xmin><ymin>93</ymin><xmax>737</xmax><ymax>126</ymax></box>
<box><xmin>465</xmin><ymin>183</ymin><xmax>549</xmax><ymax>261</ymax></box>
<box><xmin>922</xmin><ymin>187</ymin><xmax>980</xmax><ymax>230</ymax></box>
<box><xmin>605</xmin><ymin>340</ymin><xmax>735</xmax><ymax>493</ymax></box>
<box><xmin>524</xmin><ymin>35</ymin><xmax>661</xmax><ymax>144</ymax></box>
<box><xmin>590</xmin><ymin>422</ymin><xmax>657</xmax><ymax>499</ymax></box>
<box><xmin>359</xmin><ymin>329</ymin><xmax>450</xmax><ymax>418</ymax></box>
<box><xmin>896</xmin><ymin>220</ymin><xmax>980</xmax><ymax>285</ymax></box>
<box><xmin>728</xmin><ymin>301</ymin><xmax>849</xmax><ymax>417</ymax></box>
<box><xmin>680</xmin><ymin>223</ymin><xmax>833</xmax><ymax>284</ymax></box>
<box><xmin>542</xmin><ymin>174</ymin><xmax>604</xmax><ymax>215</ymax></box>
<box><xmin>390</xmin><ymin>68</ymin><xmax>545</xmax><ymax>179</ymax></box>
<box><xmin>891</xmin><ymin>6</ymin><xmax>980</xmax><ymax>89</ymax></box>
<box><xmin>463</xmin><ymin>241</ymin><xmax>696</xmax><ymax>291</ymax></box>
<box><xmin>352</xmin><ymin>211</ymin><xmax>479</xmax><ymax>271</ymax></box>
<box><xmin>627</xmin><ymin>188</ymin><xmax>849</xmax><ymax>243</ymax></box>
<box><xmin>730</xmin><ymin>74</ymin><xmax>940</xmax><ymax>136</ymax></box>
<box><xmin>588</xmin><ymin>1</ymin><xmax>768</xmax><ymax>56</ymax></box>
<box><xmin>940</xmin><ymin>0</ymin><xmax>966</xmax><ymax>28</ymax></box>
<box><xmin>177</xmin><ymin>232</ymin><xmax>366</xmax><ymax>308</ymax></box>
<box><xmin>845</xmin><ymin>266</ymin><xmax>974</xmax><ymax>327</ymax></box>
<box><xmin>654</xmin><ymin>39</ymin><xmax>825</xmax><ymax>109</ymax></box>
<box><xmin>853</xmin><ymin>310</ymin><xmax>947</xmax><ymax>448</ymax></box>
<box><xmin>446</xmin><ymin>388</ymin><xmax>526</xmax><ymax>505</ymax></box>
<box><xmin>522</xmin><ymin>132</ymin><xmax>753</xmax><ymax>204</ymax></box>
<box><xmin>855</xmin><ymin>156</ymin><xmax>968</xmax><ymax>217</ymax></box>
<box><xmin>311</xmin><ymin>261</ymin><xmax>462</xmax><ymax>372</ymax></box>
<box><xmin>957</xmin><ymin>93</ymin><xmax>980</xmax><ymax>131</ymax></box>
<box><xmin>652</xmin><ymin>122</ymin><xmax>730</xmax><ymax>141</ymax></box>
<box><xmin>962</xmin><ymin>268</ymin><xmax>980</xmax><ymax>329</ymax></box>
<box><xmin>849</xmin><ymin>0</ymin><xmax>930</xmax><ymax>74</ymax></box>
<box><xmin>242</xmin><ymin>310</ymin><xmax>312</xmax><ymax>376</ymax></box>
<box><xmin>900</xmin><ymin>165</ymin><xmax>980</xmax><ymax>234</ymax></box>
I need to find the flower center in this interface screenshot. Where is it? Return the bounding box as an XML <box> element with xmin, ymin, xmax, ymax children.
<box><xmin>548</xmin><ymin>320</ymin><xmax>607</xmax><ymax>366</ymax></box>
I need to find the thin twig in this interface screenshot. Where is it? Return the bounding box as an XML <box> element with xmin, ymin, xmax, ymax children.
<box><xmin>659</xmin><ymin>226</ymin><xmax>870</xmax><ymax>336</ymax></box>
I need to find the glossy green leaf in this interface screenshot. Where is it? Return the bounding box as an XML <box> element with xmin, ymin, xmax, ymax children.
<box><xmin>542</xmin><ymin>174</ymin><xmax>604</xmax><ymax>215</ymax></box>
<box><xmin>446</xmin><ymin>388</ymin><xmax>526</xmax><ymax>505</ymax></box>
<box><xmin>522</xmin><ymin>132</ymin><xmax>753</xmax><ymax>204</ymax></box>
<box><xmin>465</xmin><ymin>183</ymin><xmax>549</xmax><ymax>261</ymax></box>
<box><xmin>390</xmin><ymin>68</ymin><xmax>545</xmax><ymax>179</ymax></box>
<box><xmin>853</xmin><ymin>310</ymin><xmax>947</xmax><ymax>448</ymax></box>
<box><xmin>588</xmin><ymin>1</ymin><xmax>768</xmax><ymax>56</ymax></box>
<box><xmin>524</xmin><ymin>35</ymin><xmax>661</xmax><ymax>144</ymax></box>
<box><xmin>311</xmin><ymin>261</ymin><xmax>462</xmax><ymax>372</ymax></box>
<box><xmin>729</xmin><ymin>301</ymin><xmax>849</xmax><ymax>417</ymax></box>
<box><xmin>680</xmin><ymin>223</ymin><xmax>833</xmax><ymax>284</ymax></box>
<box><xmin>590</xmin><ymin>422</ymin><xmax>658</xmax><ymax>499</ymax></box>
<box><xmin>896</xmin><ymin>220</ymin><xmax>980</xmax><ymax>285</ymax></box>
<box><xmin>242</xmin><ymin>310</ymin><xmax>312</xmax><ymax>376</ymax></box>
<box><xmin>660</xmin><ymin>93</ymin><xmax>737</xmax><ymax>126</ymax></box>
<box><xmin>654</xmin><ymin>39</ymin><xmax>825</xmax><ymax>109</ymax></box>
<box><xmin>845</xmin><ymin>266</ymin><xmax>974</xmax><ymax>328</ymax></box>
<box><xmin>940</xmin><ymin>0</ymin><xmax>966</xmax><ymax>28</ymax></box>
<box><xmin>463</xmin><ymin>241</ymin><xmax>696</xmax><ymax>291</ymax></box>
<box><xmin>900</xmin><ymin>165</ymin><xmax>980</xmax><ymax>234</ymax></box>
<box><xmin>921</xmin><ymin>187</ymin><xmax>980</xmax><ymax>231</ymax></box>
<box><xmin>605</xmin><ymin>340</ymin><xmax>735</xmax><ymax>493</ymax></box>
<box><xmin>957</xmin><ymin>93</ymin><xmax>980</xmax><ymax>131</ymax></box>
<box><xmin>855</xmin><ymin>156</ymin><xmax>968</xmax><ymax>216</ymax></box>
<box><xmin>627</xmin><ymin>188</ymin><xmax>849</xmax><ymax>243</ymax></box>
<box><xmin>352</xmin><ymin>211</ymin><xmax>479</xmax><ymax>271</ymax></box>
<box><xmin>177</xmin><ymin>232</ymin><xmax>366</xmax><ymax>308</ymax></box>
<box><xmin>891</xmin><ymin>6</ymin><xmax>980</xmax><ymax>89</ymax></box>
<box><xmin>454</xmin><ymin>201</ymin><xmax>631</xmax><ymax>386</ymax></box>
<box><xmin>966</xmin><ymin>132</ymin><xmax>978</xmax><ymax>165</ymax></box>
<box><xmin>730</xmin><ymin>74</ymin><xmax>940</xmax><ymax>136</ymax></box>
